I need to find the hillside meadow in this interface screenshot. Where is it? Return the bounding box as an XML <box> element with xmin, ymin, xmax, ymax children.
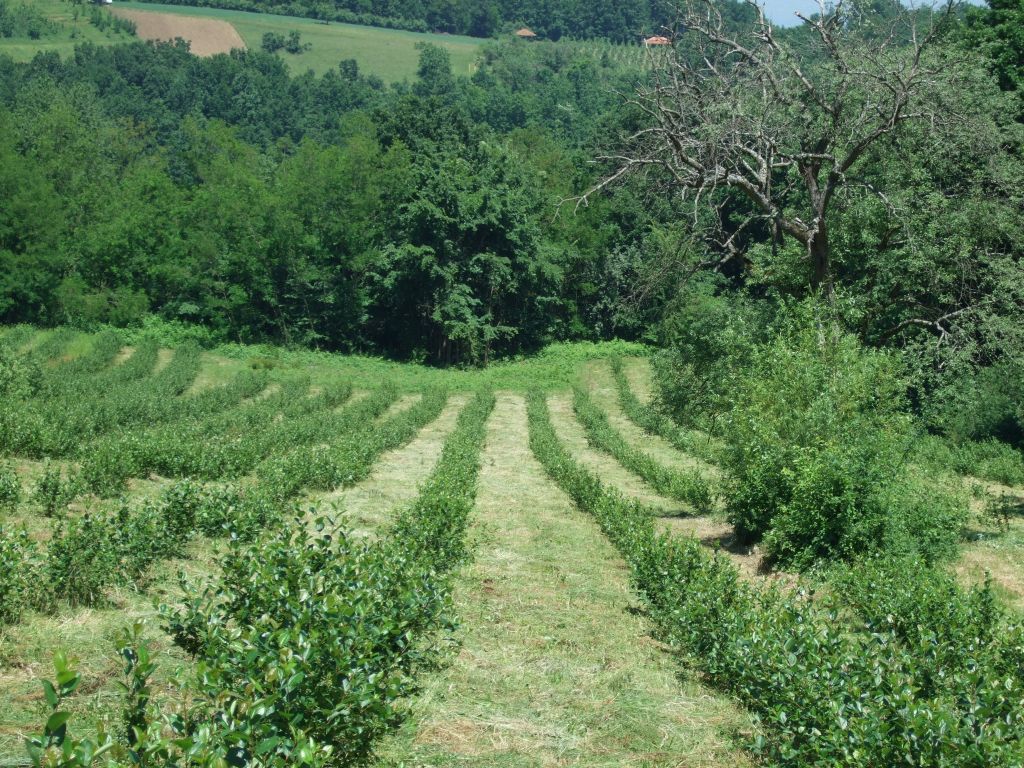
<box><xmin>1</xmin><ymin>0</ymin><xmax>482</xmax><ymax>79</ymax></box>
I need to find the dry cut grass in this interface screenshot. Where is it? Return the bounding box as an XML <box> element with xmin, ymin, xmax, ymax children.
<box><xmin>546</xmin><ymin>392</ymin><xmax>687</xmax><ymax>516</ymax></box>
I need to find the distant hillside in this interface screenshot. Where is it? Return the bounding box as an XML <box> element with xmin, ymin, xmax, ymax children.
<box><xmin>0</xmin><ymin>0</ymin><xmax>482</xmax><ymax>81</ymax></box>
<box><xmin>113</xmin><ymin>2</ymin><xmax>483</xmax><ymax>79</ymax></box>
<box><xmin>131</xmin><ymin>0</ymin><xmax>680</xmax><ymax>41</ymax></box>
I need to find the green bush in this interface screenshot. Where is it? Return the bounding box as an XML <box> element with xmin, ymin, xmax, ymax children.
<box><xmin>571</xmin><ymin>385</ymin><xmax>713</xmax><ymax>511</ymax></box>
<box><xmin>0</xmin><ymin>343</ymin><xmax>41</xmax><ymax>400</ymax></box>
<box><xmin>719</xmin><ymin>313</ymin><xmax>966</xmax><ymax>569</ymax></box>
<box><xmin>46</xmin><ymin>515</ymin><xmax>119</xmax><ymax>608</ymax></box>
<box><xmin>0</xmin><ymin>526</ymin><xmax>39</xmax><ymax>626</ymax></box>
<box><xmin>653</xmin><ymin>278</ymin><xmax>765</xmax><ymax>428</ymax></box>
<box><xmin>0</xmin><ymin>462</ymin><xmax>20</xmax><ymax>513</ymax></box>
<box><xmin>32</xmin><ymin>461</ymin><xmax>76</xmax><ymax>517</ymax></box>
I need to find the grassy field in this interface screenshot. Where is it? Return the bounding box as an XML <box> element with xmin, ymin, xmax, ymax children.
<box><xmin>1</xmin><ymin>0</ymin><xmax>483</xmax><ymax>80</ymax></box>
<box><xmin>1</xmin><ymin>326</ymin><xmax>1021</xmax><ymax>764</ymax></box>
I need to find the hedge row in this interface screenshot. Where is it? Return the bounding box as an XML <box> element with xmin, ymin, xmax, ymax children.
<box><xmin>608</xmin><ymin>356</ymin><xmax>721</xmax><ymax>466</ymax></box>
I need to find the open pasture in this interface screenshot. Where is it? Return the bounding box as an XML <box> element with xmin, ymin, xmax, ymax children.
<box><xmin>0</xmin><ymin>326</ymin><xmax>1021</xmax><ymax>766</ymax></box>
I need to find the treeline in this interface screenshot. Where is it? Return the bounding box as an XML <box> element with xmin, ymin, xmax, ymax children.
<box><xmin>0</xmin><ymin>39</ymin><xmax>669</xmax><ymax>364</ymax></box>
<box><xmin>132</xmin><ymin>0</ymin><xmax>688</xmax><ymax>40</ymax></box>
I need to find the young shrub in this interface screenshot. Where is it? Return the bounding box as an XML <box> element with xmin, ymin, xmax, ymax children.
<box><xmin>719</xmin><ymin>307</ymin><xmax>966</xmax><ymax>569</ymax></box>
<box><xmin>0</xmin><ymin>343</ymin><xmax>42</xmax><ymax>401</ymax></box>
<box><xmin>46</xmin><ymin>515</ymin><xmax>118</xmax><ymax>608</ymax></box>
<box><xmin>0</xmin><ymin>526</ymin><xmax>39</xmax><ymax>626</ymax></box>
<box><xmin>162</xmin><ymin>518</ymin><xmax>454</xmax><ymax>767</ymax></box>
<box><xmin>0</xmin><ymin>462</ymin><xmax>20</xmax><ymax>514</ymax></box>
<box><xmin>159</xmin><ymin>479</ymin><xmax>203</xmax><ymax>541</ymax></box>
<box><xmin>32</xmin><ymin>461</ymin><xmax>76</xmax><ymax>517</ymax></box>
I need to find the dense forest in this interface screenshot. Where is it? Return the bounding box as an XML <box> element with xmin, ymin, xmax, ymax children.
<box><xmin>0</xmin><ymin>30</ymin><xmax>688</xmax><ymax>363</ymax></box>
<box><xmin>0</xmin><ymin>0</ymin><xmax>1019</xmax><ymax>375</ymax></box>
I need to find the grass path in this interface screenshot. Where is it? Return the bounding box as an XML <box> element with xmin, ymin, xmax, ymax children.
<box><xmin>581</xmin><ymin>361</ymin><xmax>719</xmax><ymax>480</ymax></box>
<box><xmin>319</xmin><ymin>393</ymin><xmax>469</xmax><ymax>535</ymax></box>
<box><xmin>546</xmin><ymin>393</ymin><xmax>686</xmax><ymax>515</ymax></box>
<box><xmin>376</xmin><ymin>393</ymin><xmax>751</xmax><ymax>767</ymax></box>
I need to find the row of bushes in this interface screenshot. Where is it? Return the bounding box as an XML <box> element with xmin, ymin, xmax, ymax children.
<box><xmin>27</xmin><ymin>388</ymin><xmax>497</xmax><ymax>767</ymax></box>
<box><xmin>1</xmin><ymin>382</ymin><xmax>452</xmax><ymax>629</ymax></box>
<box><xmin>571</xmin><ymin>384</ymin><xmax>713</xmax><ymax>511</ymax></box>
<box><xmin>0</xmin><ymin>342</ymin><xmax>257</xmax><ymax>458</ymax></box>
<box><xmin>79</xmin><ymin>376</ymin><xmax>354</xmax><ymax>495</ymax></box>
<box><xmin>526</xmin><ymin>389</ymin><xmax>1024</xmax><ymax>766</ymax></box>
<box><xmin>0</xmin><ymin>479</ymin><xmax>279</xmax><ymax>625</ymax></box>
<box><xmin>0</xmin><ymin>459</ymin><xmax>79</xmax><ymax>517</ymax></box>
<box><xmin>257</xmin><ymin>387</ymin><xmax>447</xmax><ymax>500</ymax></box>
<box><xmin>608</xmin><ymin>356</ymin><xmax>721</xmax><ymax>465</ymax></box>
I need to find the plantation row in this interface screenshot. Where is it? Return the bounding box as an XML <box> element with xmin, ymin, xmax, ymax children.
<box><xmin>530</xmin><ymin>385</ymin><xmax>1024</xmax><ymax>765</ymax></box>
<box><xmin>572</xmin><ymin>383</ymin><xmax>712</xmax><ymax>511</ymax></box>
<box><xmin>1</xmin><ymin>330</ymin><xmax>506</xmax><ymax>765</ymax></box>
<box><xmin>0</xmin><ymin>379</ymin><xmax>453</xmax><ymax>631</ymax></box>
<box><xmin>28</xmin><ymin>388</ymin><xmax>497</xmax><ymax>766</ymax></box>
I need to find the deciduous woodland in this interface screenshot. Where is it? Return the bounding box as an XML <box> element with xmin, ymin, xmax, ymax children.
<box><xmin>1</xmin><ymin>0</ymin><xmax>1023</xmax><ymax>766</ymax></box>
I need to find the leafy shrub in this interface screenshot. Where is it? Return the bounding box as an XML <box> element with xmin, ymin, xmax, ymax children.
<box><xmin>0</xmin><ymin>462</ymin><xmax>20</xmax><ymax>514</ymax></box>
<box><xmin>609</xmin><ymin>356</ymin><xmax>721</xmax><ymax>465</ymax></box>
<box><xmin>46</xmin><ymin>515</ymin><xmax>118</xmax><ymax>608</ymax></box>
<box><xmin>0</xmin><ymin>526</ymin><xmax>39</xmax><ymax>626</ymax></box>
<box><xmin>526</xmin><ymin>389</ymin><xmax>1024</xmax><ymax>766</ymax></box>
<box><xmin>930</xmin><ymin>360</ymin><xmax>1024</xmax><ymax>446</ymax></box>
<box><xmin>0</xmin><ymin>343</ymin><xmax>41</xmax><ymax>400</ymax></box>
<box><xmin>652</xmin><ymin>278</ymin><xmax>765</xmax><ymax>428</ymax></box>
<box><xmin>718</xmin><ymin>311</ymin><xmax>966</xmax><ymax>568</ymax></box>
<box><xmin>571</xmin><ymin>385</ymin><xmax>713</xmax><ymax>511</ymax></box>
<box><xmin>33</xmin><ymin>461</ymin><xmax>76</xmax><ymax>517</ymax></box>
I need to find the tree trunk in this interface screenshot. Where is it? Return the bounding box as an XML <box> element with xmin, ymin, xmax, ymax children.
<box><xmin>808</xmin><ymin>225</ymin><xmax>833</xmax><ymax>300</ymax></box>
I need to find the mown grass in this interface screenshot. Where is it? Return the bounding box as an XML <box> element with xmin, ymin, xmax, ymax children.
<box><xmin>214</xmin><ymin>338</ymin><xmax>649</xmax><ymax>392</ymax></box>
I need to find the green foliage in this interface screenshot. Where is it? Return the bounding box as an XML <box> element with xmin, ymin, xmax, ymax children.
<box><xmin>0</xmin><ymin>342</ymin><xmax>42</xmax><ymax>400</ymax></box>
<box><xmin>652</xmin><ymin>279</ymin><xmax>764</xmax><ymax>428</ymax></box>
<box><xmin>608</xmin><ymin>356</ymin><xmax>720</xmax><ymax>465</ymax></box>
<box><xmin>0</xmin><ymin>525</ymin><xmax>38</xmax><ymax>626</ymax></box>
<box><xmin>0</xmin><ymin>461</ymin><xmax>20</xmax><ymax>514</ymax></box>
<box><xmin>21</xmin><ymin>387</ymin><xmax>497</xmax><ymax>766</ymax></box>
<box><xmin>719</xmin><ymin>309</ymin><xmax>966</xmax><ymax>568</ymax></box>
<box><xmin>33</xmin><ymin>462</ymin><xmax>75</xmax><ymax>518</ymax></box>
<box><xmin>0</xmin><ymin>0</ymin><xmax>58</xmax><ymax>39</ymax></box>
<box><xmin>24</xmin><ymin>652</ymin><xmax>115</xmax><ymax>768</ymax></box>
<box><xmin>45</xmin><ymin>515</ymin><xmax>119</xmax><ymax>608</ymax></box>
<box><xmin>262</xmin><ymin>29</ymin><xmax>309</xmax><ymax>53</ymax></box>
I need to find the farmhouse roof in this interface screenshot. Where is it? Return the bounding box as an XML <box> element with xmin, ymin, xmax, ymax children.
<box><xmin>515</xmin><ymin>27</ymin><xmax>538</xmax><ymax>38</ymax></box>
<box><xmin>644</xmin><ymin>35</ymin><xmax>672</xmax><ymax>46</ymax></box>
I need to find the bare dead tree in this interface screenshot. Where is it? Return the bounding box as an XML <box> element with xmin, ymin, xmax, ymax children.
<box><xmin>582</xmin><ymin>0</ymin><xmax>958</xmax><ymax>298</ymax></box>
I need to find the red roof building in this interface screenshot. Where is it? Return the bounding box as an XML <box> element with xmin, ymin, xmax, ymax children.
<box><xmin>644</xmin><ymin>35</ymin><xmax>672</xmax><ymax>46</ymax></box>
<box><xmin>515</xmin><ymin>27</ymin><xmax>538</xmax><ymax>39</ymax></box>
